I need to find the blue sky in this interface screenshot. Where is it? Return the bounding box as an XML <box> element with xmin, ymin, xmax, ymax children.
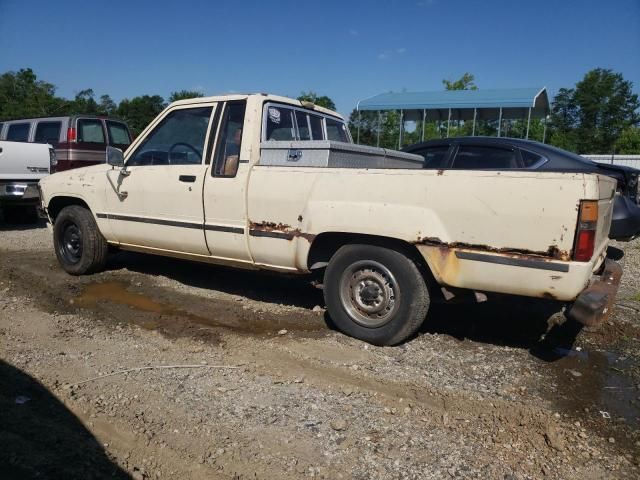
<box><xmin>1</xmin><ymin>0</ymin><xmax>638</xmax><ymax>116</ymax></box>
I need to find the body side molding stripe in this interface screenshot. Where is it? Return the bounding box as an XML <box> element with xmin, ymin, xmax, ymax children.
<box><xmin>96</xmin><ymin>213</ymin><xmax>244</xmax><ymax>234</ymax></box>
<box><xmin>455</xmin><ymin>250</ymin><xmax>570</xmax><ymax>272</ymax></box>
<box><xmin>248</xmin><ymin>229</ymin><xmax>295</xmax><ymax>240</ymax></box>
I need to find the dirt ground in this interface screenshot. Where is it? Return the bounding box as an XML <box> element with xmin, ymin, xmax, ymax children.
<box><xmin>1</xmin><ymin>220</ymin><xmax>639</xmax><ymax>479</ymax></box>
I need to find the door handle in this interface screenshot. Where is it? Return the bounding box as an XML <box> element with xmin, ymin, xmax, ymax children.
<box><xmin>179</xmin><ymin>175</ymin><xmax>196</xmax><ymax>183</ymax></box>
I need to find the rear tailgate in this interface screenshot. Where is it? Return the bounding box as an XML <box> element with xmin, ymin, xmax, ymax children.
<box><xmin>0</xmin><ymin>141</ymin><xmax>51</xmax><ymax>180</ymax></box>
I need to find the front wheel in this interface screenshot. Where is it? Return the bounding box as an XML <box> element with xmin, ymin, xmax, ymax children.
<box><xmin>323</xmin><ymin>244</ymin><xmax>430</xmax><ymax>345</ymax></box>
<box><xmin>53</xmin><ymin>205</ymin><xmax>108</xmax><ymax>275</ymax></box>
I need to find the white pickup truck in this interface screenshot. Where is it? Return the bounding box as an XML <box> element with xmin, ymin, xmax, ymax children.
<box><xmin>38</xmin><ymin>94</ymin><xmax>622</xmax><ymax>345</ymax></box>
<box><xmin>0</xmin><ymin>140</ymin><xmax>55</xmax><ymax>222</ymax></box>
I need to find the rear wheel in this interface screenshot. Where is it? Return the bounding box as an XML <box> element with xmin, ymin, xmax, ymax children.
<box><xmin>53</xmin><ymin>206</ymin><xmax>108</xmax><ymax>275</ymax></box>
<box><xmin>324</xmin><ymin>244</ymin><xmax>430</xmax><ymax>345</ymax></box>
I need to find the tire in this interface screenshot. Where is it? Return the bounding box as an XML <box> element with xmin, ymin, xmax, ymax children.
<box><xmin>323</xmin><ymin>244</ymin><xmax>430</xmax><ymax>346</ymax></box>
<box><xmin>53</xmin><ymin>205</ymin><xmax>108</xmax><ymax>275</ymax></box>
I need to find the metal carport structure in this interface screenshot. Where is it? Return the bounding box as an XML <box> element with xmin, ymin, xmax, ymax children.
<box><xmin>355</xmin><ymin>87</ymin><xmax>550</xmax><ymax>148</ymax></box>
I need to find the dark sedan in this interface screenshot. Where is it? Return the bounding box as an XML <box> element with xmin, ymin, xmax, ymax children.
<box><xmin>402</xmin><ymin>137</ymin><xmax>640</xmax><ymax>241</ymax></box>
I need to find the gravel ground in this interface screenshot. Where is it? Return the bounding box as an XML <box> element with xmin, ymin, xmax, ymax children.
<box><xmin>1</xmin><ymin>220</ymin><xmax>639</xmax><ymax>479</ymax></box>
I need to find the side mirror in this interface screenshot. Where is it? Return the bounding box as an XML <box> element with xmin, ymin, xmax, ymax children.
<box><xmin>106</xmin><ymin>146</ymin><xmax>124</xmax><ymax>167</ymax></box>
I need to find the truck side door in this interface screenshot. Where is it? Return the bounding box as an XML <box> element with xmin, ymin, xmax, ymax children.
<box><xmin>202</xmin><ymin>101</ymin><xmax>252</xmax><ymax>262</ymax></box>
<box><xmin>103</xmin><ymin>104</ymin><xmax>217</xmax><ymax>255</ymax></box>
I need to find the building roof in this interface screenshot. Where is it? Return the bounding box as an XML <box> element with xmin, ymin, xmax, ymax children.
<box><xmin>357</xmin><ymin>87</ymin><xmax>549</xmax><ymax>120</ymax></box>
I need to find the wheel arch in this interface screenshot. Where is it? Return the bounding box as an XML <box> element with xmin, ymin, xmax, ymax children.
<box><xmin>47</xmin><ymin>196</ymin><xmax>91</xmax><ymax>223</ymax></box>
<box><xmin>306</xmin><ymin>231</ymin><xmax>438</xmax><ymax>287</ymax></box>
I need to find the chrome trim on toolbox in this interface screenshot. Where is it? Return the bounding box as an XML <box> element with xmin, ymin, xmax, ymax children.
<box><xmin>455</xmin><ymin>250</ymin><xmax>570</xmax><ymax>272</ymax></box>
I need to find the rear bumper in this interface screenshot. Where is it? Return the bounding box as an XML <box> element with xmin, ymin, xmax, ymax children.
<box><xmin>0</xmin><ymin>181</ymin><xmax>40</xmax><ymax>205</ymax></box>
<box><xmin>566</xmin><ymin>259</ymin><xmax>622</xmax><ymax>327</ymax></box>
<box><xmin>610</xmin><ymin>194</ymin><xmax>640</xmax><ymax>241</ymax></box>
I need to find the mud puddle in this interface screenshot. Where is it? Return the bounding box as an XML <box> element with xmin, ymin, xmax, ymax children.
<box><xmin>72</xmin><ymin>280</ymin><xmax>327</xmax><ymax>339</ymax></box>
<box><xmin>540</xmin><ymin>346</ymin><xmax>640</xmax><ymax>450</ymax></box>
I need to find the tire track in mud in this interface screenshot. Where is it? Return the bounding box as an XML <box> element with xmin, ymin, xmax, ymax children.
<box><xmin>0</xmin><ymin>249</ymin><xmax>328</xmax><ymax>344</ymax></box>
<box><xmin>2</xmin><ymin>247</ymin><xmax>639</xmax><ymax>463</ymax></box>
<box><xmin>0</xmin><ymin>249</ymin><xmax>561</xmax><ymax>446</ymax></box>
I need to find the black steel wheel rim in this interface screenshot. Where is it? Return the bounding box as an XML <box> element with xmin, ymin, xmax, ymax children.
<box><xmin>59</xmin><ymin>220</ymin><xmax>83</xmax><ymax>264</ymax></box>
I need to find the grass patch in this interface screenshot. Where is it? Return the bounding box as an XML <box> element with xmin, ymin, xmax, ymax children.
<box><xmin>632</xmin><ymin>291</ymin><xmax>640</xmax><ymax>302</ymax></box>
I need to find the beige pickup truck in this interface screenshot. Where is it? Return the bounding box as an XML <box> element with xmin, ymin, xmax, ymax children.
<box><xmin>38</xmin><ymin>94</ymin><xmax>622</xmax><ymax>345</ymax></box>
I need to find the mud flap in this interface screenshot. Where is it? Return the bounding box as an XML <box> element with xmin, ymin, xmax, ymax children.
<box><xmin>566</xmin><ymin>259</ymin><xmax>623</xmax><ymax>327</ymax></box>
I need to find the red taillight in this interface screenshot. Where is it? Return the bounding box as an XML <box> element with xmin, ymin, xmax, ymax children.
<box><xmin>574</xmin><ymin>230</ymin><xmax>595</xmax><ymax>262</ymax></box>
<box><xmin>67</xmin><ymin>127</ymin><xmax>76</xmax><ymax>142</ymax></box>
<box><xmin>573</xmin><ymin>201</ymin><xmax>598</xmax><ymax>262</ymax></box>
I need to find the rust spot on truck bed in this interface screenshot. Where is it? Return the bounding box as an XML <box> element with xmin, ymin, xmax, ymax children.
<box><xmin>249</xmin><ymin>221</ymin><xmax>315</xmax><ymax>242</ymax></box>
<box><xmin>416</xmin><ymin>237</ymin><xmax>571</xmax><ymax>261</ymax></box>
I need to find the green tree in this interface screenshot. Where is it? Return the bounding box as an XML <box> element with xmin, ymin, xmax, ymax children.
<box><xmin>572</xmin><ymin>68</ymin><xmax>639</xmax><ymax>153</ymax></box>
<box><xmin>548</xmin><ymin>87</ymin><xmax>578</xmax><ymax>150</ymax></box>
<box><xmin>615</xmin><ymin>126</ymin><xmax>640</xmax><ymax>154</ymax></box>
<box><xmin>297</xmin><ymin>91</ymin><xmax>336</xmax><ymax>111</ymax></box>
<box><xmin>168</xmin><ymin>90</ymin><xmax>205</xmax><ymax>103</ymax></box>
<box><xmin>98</xmin><ymin>94</ymin><xmax>117</xmax><ymax>116</ymax></box>
<box><xmin>117</xmin><ymin>95</ymin><xmax>166</xmax><ymax>136</ymax></box>
<box><xmin>69</xmin><ymin>89</ymin><xmax>100</xmax><ymax>115</ymax></box>
<box><xmin>0</xmin><ymin>68</ymin><xmax>61</xmax><ymax>119</ymax></box>
<box><xmin>442</xmin><ymin>72</ymin><xmax>478</xmax><ymax>91</ymax></box>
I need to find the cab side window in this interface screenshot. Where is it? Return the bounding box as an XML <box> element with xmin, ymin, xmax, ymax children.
<box><xmin>106</xmin><ymin>121</ymin><xmax>132</xmax><ymax>147</ymax></box>
<box><xmin>520</xmin><ymin>149</ymin><xmax>545</xmax><ymax>168</ymax></box>
<box><xmin>7</xmin><ymin>123</ymin><xmax>30</xmax><ymax>141</ymax></box>
<box><xmin>452</xmin><ymin>145</ymin><xmax>518</xmax><ymax>169</ymax></box>
<box><xmin>214</xmin><ymin>102</ymin><xmax>246</xmax><ymax>177</ymax></box>
<box><xmin>414</xmin><ymin>146</ymin><xmax>450</xmax><ymax>169</ymax></box>
<box><xmin>128</xmin><ymin>107</ymin><xmax>213</xmax><ymax>166</ymax></box>
<box><xmin>77</xmin><ymin>119</ymin><xmax>106</xmax><ymax>144</ymax></box>
<box><xmin>265</xmin><ymin>106</ymin><xmax>295</xmax><ymax>141</ymax></box>
<box><xmin>35</xmin><ymin>121</ymin><xmax>62</xmax><ymax>146</ymax></box>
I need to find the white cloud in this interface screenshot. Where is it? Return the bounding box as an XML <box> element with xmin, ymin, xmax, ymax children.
<box><xmin>377</xmin><ymin>48</ymin><xmax>407</xmax><ymax>60</ymax></box>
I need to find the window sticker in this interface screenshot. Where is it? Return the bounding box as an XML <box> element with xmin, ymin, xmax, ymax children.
<box><xmin>268</xmin><ymin>107</ymin><xmax>281</xmax><ymax>124</ymax></box>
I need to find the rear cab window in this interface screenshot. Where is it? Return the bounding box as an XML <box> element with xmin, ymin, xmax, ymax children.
<box><xmin>106</xmin><ymin>121</ymin><xmax>132</xmax><ymax>147</ymax></box>
<box><xmin>452</xmin><ymin>145</ymin><xmax>519</xmax><ymax>169</ymax></box>
<box><xmin>6</xmin><ymin>122</ymin><xmax>31</xmax><ymax>141</ymax></box>
<box><xmin>262</xmin><ymin>103</ymin><xmax>348</xmax><ymax>142</ymax></box>
<box><xmin>77</xmin><ymin>119</ymin><xmax>106</xmax><ymax>144</ymax></box>
<box><xmin>34</xmin><ymin>121</ymin><xmax>62</xmax><ymax>146</ymax></box>
<box><xmin>326</xmin><ymin>118</ymin><xmax>349</xmax><ymax>142</ymax></box>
